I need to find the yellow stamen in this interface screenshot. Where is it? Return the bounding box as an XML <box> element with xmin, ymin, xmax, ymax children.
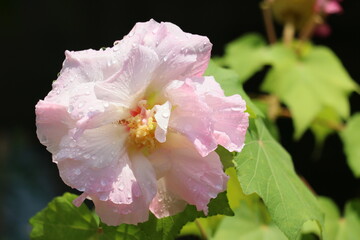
<box><xmin>125</xmin><ymin>114</ymin><xmax>157</xmax><ymax>152</ymax></box>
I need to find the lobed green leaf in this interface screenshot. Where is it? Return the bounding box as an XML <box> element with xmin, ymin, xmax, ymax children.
<box><xmin>234</xmin><ymin>117</ymin><xmax>324</xmax><ymax>239</ymax></box>
<box><xmin>262</xmin><ymin>44</ymin><xmax>357</xmax><ymax>139</ymax></box>
<box><xmin>340</xmin><ymin>113</ymin><xmax>360</xmax><ymax>177</ymax></box>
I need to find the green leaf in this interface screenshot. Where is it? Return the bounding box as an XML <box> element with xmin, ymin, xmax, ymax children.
<box><xmin>311</xmin><ymin>107</ymin><xmax>342</xmax><ymax>146</ymax></box>
<box><xmin>261</xmin><ymin>44</ymin><xmax>357</xmax><ymax>138</ymax></box>
<box><xmin>315</xmin><ymin>197</ymin><xmax>360</xmax><ymax>240</ymax></box>
<box><xmin>336</xmin><ymin>199</ymin><xmax>360</xmax><ymax>239</ymax></box>
<box><xmin>138</xmin><ymin>191</ymin><xmax>233</xmax><ymax>240</ymax></box>
<box><xmin>216</xmin><ymin>146</ymin><xmax>235</xmax><ymax>169</ymax></box>
<box><xmin>340</xmin><ymin>113</ymin><xmax>360</xmax><ymax>177</ymax></box>
<box><xmin>29</xmin><ymin>193</ymin><xmax>145</xmax><ymax>240</ymax></box>
<box><xmin>234</xmin><ymin>117</ymin><xmax>324</xmax><ymax>239</ymax></box>
<box><xmin>205</xmin><ymin>60</ymin><xmax>264</xmax><ymax>118</ymax></box>
<box><xmin>318</xmin><ymin>197</ymin><xmax>341</xmax><ymax>240</ymax></box>
<box><xmin>219</xmin><ymin>33</ymin><xmax>269</xmax><ymax>83</ymax></box>
<box><xmin>213</xmin><ymin>197</ymin><xmax>288</xmax><ymax>240</ymax></box>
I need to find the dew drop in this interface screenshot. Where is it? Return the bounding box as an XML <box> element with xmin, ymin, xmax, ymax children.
<box><xmin>100</xmin><ymin>180</ymin><xmax>106</xmax><ymax>186</ymax></box>
<box><xmin>162</xmin><ymin>112</ymin><xmax>169</xmax><ymax>118</ymax></box>
<box><xmin>152</xmin><ymin>28</ymin><xmax>158</xmax><ymax>34</ymax></box>
<box><xmin>157</xmin><ymin>198</ymin><xmax>163</xmax><ymax>203</ymax></box>
<box><xmin>122</xmin><ymin>209</ymin><xmax>131</xmax><ymax>214</ymax></box>
<box><xmin>163</xmin><ymin>56</ymin><xmax>168</xmax><ymax>62</ymax></box>
<box><xmin>103</xmin><ymin>102</ymin><xmax>109</xmax><ymax>108</ymax></box>
<box><xmin>78</xmin><ymin>102</ymin><xmax>84</xmax><ymax>108</ymax></box>
<box><xmin>67</xmin><ymin>105</ymin><xmax>74</xmax><ymax>113</ymax></box>
<box><xmin>118</xmin><ymin>184</ymin><xmax>124</xmax><ymax>191</ymax></box>
<box><xmin>74</xmin><ymin>169</ymin><xmax>81</xmax><ymax>175</ymax></box>
<box><xmin>69</xmin><ymin>139</ymin><xmax>76</xmax><ymax>148</ymax></box>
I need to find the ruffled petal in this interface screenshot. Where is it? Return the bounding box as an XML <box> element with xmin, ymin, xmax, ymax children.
<box><xmin>149</xmin><ymin>178</ymin><xmax>187</xmax><ymax>218</ymax></box>
<box><xmin>90</xmin><ymin>153</ymin><xmax>157</xmax><ymax>225</ymax></box>
<box><xmin>149</xmin><ymin>133</ymin><xmax>228</xmax><ymax>214</ymax></box>
<box><xmin>192</xmin><ymin>77</ymin><xmax>249</xmax><ymax>152</ymax></box>
<box><xmin>94</xmin><ymin>45</ymin><xmax>159</xmax><ymax>108</ymax></box>
<box><xmin>35</xmin><ymin>100</ymin><xmax>74</xmax><ymax>154</ymax></box>
<box><xmin>153</xmin><ymin>101</ymin><xmax>171</xmax><ymax>143</ymax></box>
<box><xmin>55</xmin><ymin>124</ymin><xmax>138</xmax><ymax>200</ymax></box>
<box><xmin>45</xmin><ymin>44</ymin><xmax>133</xmax><ymax>106</ymax></box>
<box><xmin>165</xmin><ymin>79</ymin><xmax>217</xmax><ymax>157</ymax></box>
<box><xmin>125</xmin><ymin>19</ymin><xmax>212</xmax><ymax>88</ymax></box>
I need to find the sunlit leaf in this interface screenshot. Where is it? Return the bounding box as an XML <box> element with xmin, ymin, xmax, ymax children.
<box><xmin>311</xmin><ymin>197</ymin><xmax>360</xmax><ymax>240</ymax></box>
<box><xmin>30</xmin><ymin>191</ymin><xmax>233</xmax><ymax>240</ymax></box>
<box><xmin>217</xmin><ymin>34</ymin><xmax>269</xmax><ymax>83</ymax></box>
<box><xmin>311</xmin><ymin>107</ymin><xmax>342</xmax><ymax>146</ymax></box>
<box><xmin>340</xmin><ymin>113</ymin><xmax>360</xmax><ymax>177</ymax></box>
<box><xmin>213</xmin><ymin>197</ymin><xmax>287</xmax><ymax>240</ymax></box>
<box><xmin>234</xmin><ymin>117</ymin><xmax>324</xmax><ymax>239</ymax></box>
<box><xmin>29</xmin><ymin>193</ymin><xmax>145</xmax><ymax>240</ymax></box>
<box><xmin>262</xmin><ymin>44</ymin><xmax>357</xmax><ymax>138</ymax></box>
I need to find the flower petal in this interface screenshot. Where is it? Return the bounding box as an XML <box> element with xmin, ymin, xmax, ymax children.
<box><xmin>35</xmin><ymin>100</ymin><xmax>74</xmax><ymax>154</ymax></box>
<box><xmin>91</xmin><ymin>153</ymin><xmax>157</xmax><ymax>225</ymax></box>
<box><xmin>149</xmin><ymin>133</ymin><xmax>228</xmax><ymax>214</ymax></box>
<box><xmin>149</xmin><ymin>178</ymin><xmax>187</xmax><ymax>218</ymax></box>
<box><xmin>94</xmin><ymin>45</ymin><xmax>159</xmax><ymax>108</ymax></box>
<box><xmin>126</xmin><ymin>19</ymin><xmax>212</xmax><ymax>88</ymax></box>
<box><xmin>193</xmin><ymin>77</ymin><xmax>249</xmax><ymax>152</ymax></box>
<box><xmin>165</xmin><ymin>79</ymin><xmax>217</xmax><ymax>157</ymax></box>
<box><xmin>55</xmin><ymin>124</ymin><xmax>138</xmax><ymax>200</ymax></box>
<box><xmin>153</xmin><ymin>101</ymin><xmax>172</xmax><ymax>143</ymax></box>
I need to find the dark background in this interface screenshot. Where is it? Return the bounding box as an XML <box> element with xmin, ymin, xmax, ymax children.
<box><xmin>0</xmin><ymin>0</ymin><xmax>359</xmax><ymax>239</ymax></box>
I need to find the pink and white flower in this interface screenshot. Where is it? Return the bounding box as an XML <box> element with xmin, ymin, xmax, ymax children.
<box><xmin>35</xmin><ymin>19</ymin><xmax>249</xmax><ymax>225</ymax></box>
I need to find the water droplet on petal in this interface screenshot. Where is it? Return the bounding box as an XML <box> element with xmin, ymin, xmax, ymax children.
<box><xmin>157</xmin><ymin>198</ymin><xmax>163</xmax><ymax>202</ymax></box>
<box><xmin>118</xmin><ymin>184</ymin><xmax>124</xmax><ymax>191</ymax></box>
<box><xmin>78</xmin><ymin>102</ymin><xmax>84</xmax><ymax>108</ymax></box>
<box><xmin>74</xmin><ymin>169</ymin><xmax>81</xmax><ymax>175</ymax></box>
<box><xmin>103</xmin><ymin>102</ymin><xmax>109</xmax><ymax>108</ymax></box>
<box><xmin>162</xmin><ymin>112</ymin><xmax>169</xmax><ymax>118</ymax></box>
<box><xmin>163</xmin><ymin>56</ymin><xmax>168</xmax><ymax>62</ymax></box>
<box><xmin>128</xmin><ymin>31</ymin><xmax>134</xmax><ymax>37</ymax></box>
<box><xmin>68</xmin><ymin>105</ymin><xmax>74</xmax><ymax>114</ymax></box>
<box><xmin>69</xmin><ymin>139</ymin><xmax>76</xmax><ymax>148</ymax></box>
<box><xmin>101</xmin><ymin>180</ymin><xmax>106</xmax><ymax>186</ymax></box>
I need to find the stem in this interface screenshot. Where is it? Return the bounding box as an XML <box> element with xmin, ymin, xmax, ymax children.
<box><xmin>260</xmin><ymin>0</ymin><xmax>277</xmax><ymax>44</ymax></box>
<box><xmin>283</xmin><ymin>17</ymin><xmax>295</xmax><ymax>46</ymax></box>
<box><xmin>253</xmin><ymin>94</ymin><xmax>346</xmax><ymax>131</ymax></box>
<box><xmin>299</xmin><ymin>14</ymin><xmax>323</xmax><ymax>42</ymax></box>
<box><xmin>195</xmin><ymin>219</ymin><xmax>208</xmax><ymax>240</ymax></box>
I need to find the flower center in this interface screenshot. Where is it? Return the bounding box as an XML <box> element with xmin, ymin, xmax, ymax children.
<box><xmin>120</xmin><ymin>103</ymin><xmax>157</xmax><ymax>153</ymax></box>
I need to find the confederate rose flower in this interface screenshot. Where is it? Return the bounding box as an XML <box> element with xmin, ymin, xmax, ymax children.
<box><xmin>35</xmin><ymin>19</ymin><xmax>249</xmax><ymax>225</ymax></box>
<box><xmin>314</xmin><ymin>0</ymin><xmax>343</xmax><ymax>37</ymax></box>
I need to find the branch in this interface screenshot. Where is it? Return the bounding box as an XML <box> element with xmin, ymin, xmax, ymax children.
<box><xmin>260</xmin><ymin>0</ymin><xmax>277</xmax><ymax>44</ymax></box>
